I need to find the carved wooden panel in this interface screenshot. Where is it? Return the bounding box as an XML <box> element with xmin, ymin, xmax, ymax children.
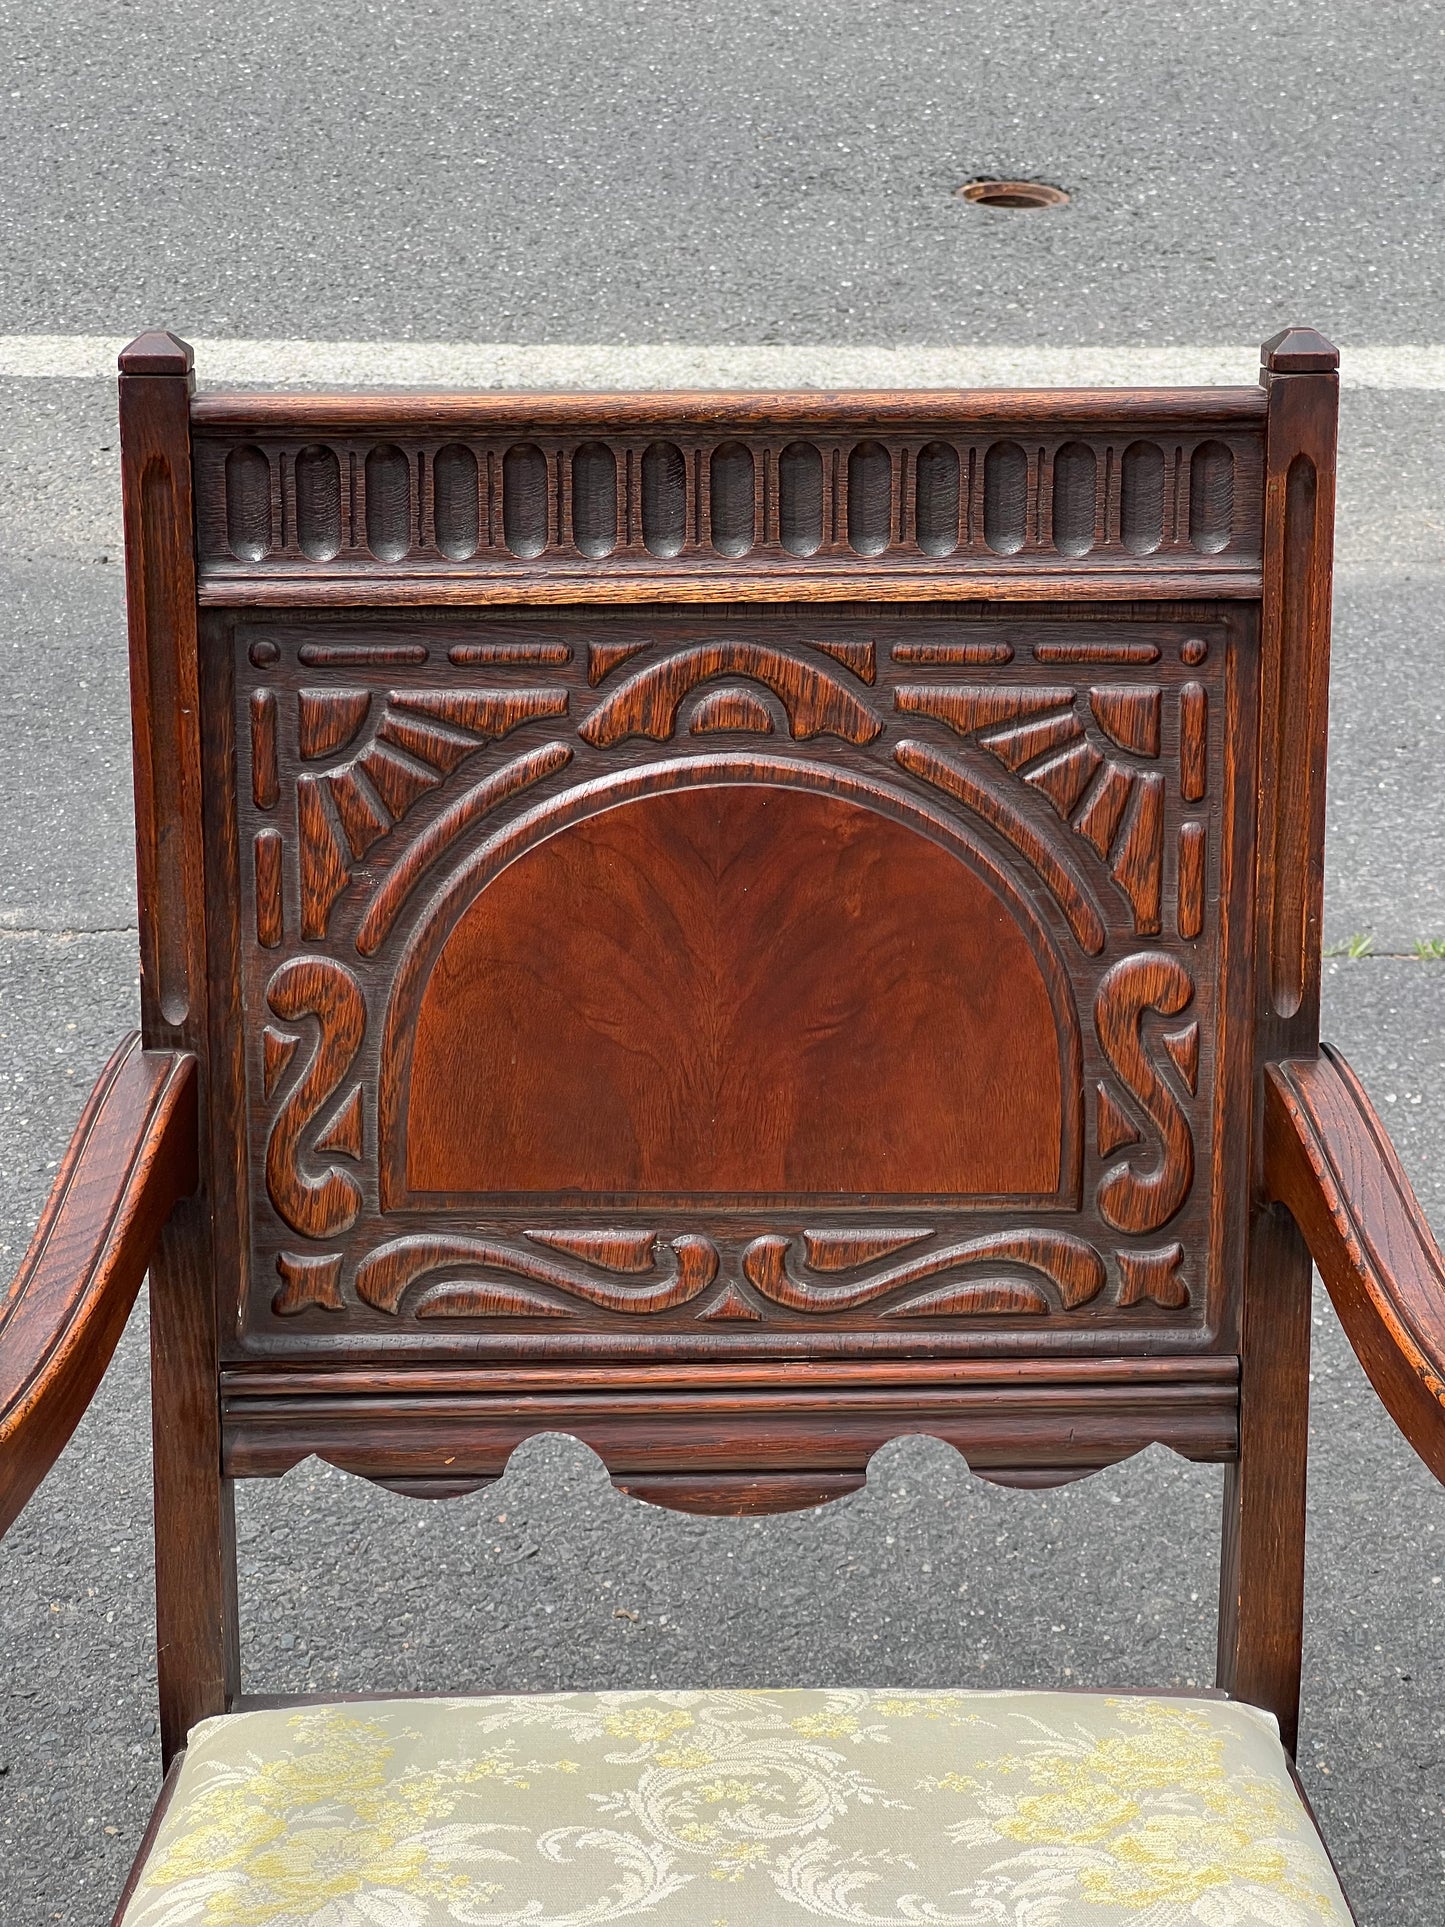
<box><xmin>190</xmin><ymin>394</ymin><xmax>1265</xmax><ymax>600</ymax></box>
<box><xmin>224</xmin><ymin>606</ymin><xmax>1243</xmax><ymax>1364</ymax></box>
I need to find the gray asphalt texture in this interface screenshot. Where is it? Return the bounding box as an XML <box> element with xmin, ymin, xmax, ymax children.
<box><xmin>3</xmin><ymin>2</ymin><xmax>1445</xmax><ymax>1921</ymax></box>
<box><xmin>2</xmin><ymin>0</ymin><xmax>1444</xmax><ymax>343</ymax></box>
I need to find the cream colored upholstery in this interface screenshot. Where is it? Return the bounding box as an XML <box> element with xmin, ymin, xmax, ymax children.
<box><xmin>119</xmin><ymin>1689</ymin><xmax>1350</xmax><ymax>1925</ymax></box>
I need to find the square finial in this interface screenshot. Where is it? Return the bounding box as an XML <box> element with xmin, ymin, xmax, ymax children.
<box><xmin>1261</xmin><ymin>328</ymin><xmax>1339</xmax><ymax>374</ymax></box>
<box><xmin>118</xmin><ymin>331</ymin><xmax>195</xmax><ymax>376</ymax></box>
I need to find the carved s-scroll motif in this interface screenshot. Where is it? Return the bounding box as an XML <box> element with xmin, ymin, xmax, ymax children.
<box><xmin>1094</xmin><ymin>953</ymin><xmax>1196</xmax><ymax>1234</ymax></box>
<box><xmin>354</xmin><ymin>1232</ymin><xmax>718</xmax><ymax>1316</ymax></box>
<box><xmin>741</xmin><ymin>1230</ymin><xmax>1105</xmax><ymax>1315</ymax></box>
<box><xmin>580</xmin><ymin>644</ymin><xmax>881</xmax><ymax>746</ymax></box>
<box><xmin>264</xmin><ymin>957</ymin><xmax>365</xmax><ymax>1239</ymax></box>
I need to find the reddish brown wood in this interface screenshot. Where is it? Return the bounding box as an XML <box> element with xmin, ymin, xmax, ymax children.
<box><xmin>221</xmin><ymin>1368</ymin><xmax>1239</xmax><ymax>1490</ymax></box>
<box><xmin>253</xmin><ymin>829</ymin><xmax>283</xmax><ymax>947</ymax></box>
<box><xmin>192</xmin><ymin>388</ymin><xmax>1269</xmax><ymax>431</ymax></box>
<box><xmin>402</xmin><ymin>785</ymin><xmax>1067</xmax><ymax>1198</ymax></box>
<box><xmin>120</xmin><ymin>333</ymin><xmax>240</xmax><ymax>1764</ymax></box>
<box><xmin>1178</xmin><ymin>821</ymin><xmax>1206</xmax><ymax>938</ymax></box>
<box><xmin>1180</xmin><ymin>681</ymin><xmax>1208</xmax><ymax>799</ymax></box>
<box><xmin>0</xmin><ymin>1037</ymin><xmax>196</xmax><ymax>1538</ymax></box>
<box><xmin>1216</xmin><ymin>328</ymin><xmax>1340</xmax><ymax>1752</ymax></box>
<box><xmin>1266</xmin><ymin>1049</ymin><xmax>1445</xmax><ymax>1483</ymax></box>
<box><xmin>1256</xmin><ymin>328</ymin><xmax>1339</xmax><ymax>1031</ymax></box>
<box><xmin>1094</xmin><ymin>953</ymin><xmax>1196</xmax><ymax>1233</ymax></box>
<box><xmin>196</xmin><ymin>569</ymin><xmax>1267</xmax><ymax>609</ymax></box>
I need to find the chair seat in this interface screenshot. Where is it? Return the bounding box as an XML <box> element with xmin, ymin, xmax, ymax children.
<box><xmin>118</xmin><ymin>1689</ymin><xmax>1350</xmax><ymax>1925</ymax></box>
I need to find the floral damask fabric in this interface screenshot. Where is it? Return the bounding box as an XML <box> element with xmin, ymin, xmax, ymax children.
<box><xmin>119</xmin><ymin>1689</ymin><xmax>1351</xmax><ymax>1927</ymax></box>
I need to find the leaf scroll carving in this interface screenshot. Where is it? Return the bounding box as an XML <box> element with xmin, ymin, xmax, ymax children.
<box><xmin>354</xmin><ymin>1232</ymin><xmax>719</xmax><ymax>1317</ymax></box>
<box><xmin>1094</xmin><ymin>953</ymin><xmax>1196</xmax><ymax>1234</ymax></box>
<box><xmin>741</xmin><ymin>1230</ymin><xmax>1105</xmax><ymax>1316</ymax></box>
<box><xmin>264</xmin><ymin>957</ymin><xmax>365</xmax><ymax>1239</ymax></box>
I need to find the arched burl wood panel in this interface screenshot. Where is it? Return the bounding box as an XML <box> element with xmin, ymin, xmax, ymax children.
<box><xmin>397</xmin><ymin>784</ymin><xmax>1071</xmax><ymax>1201</ymax></box>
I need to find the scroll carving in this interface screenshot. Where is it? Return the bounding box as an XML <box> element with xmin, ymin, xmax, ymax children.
<box><xmin>580</xmin><ymin>644</ymin><xmax>881</xmax><ymax>746</ymax></box>
<box><xmin>803</xmin><ymin>1228</ymin><xmax>932</xmax><ymax>1270</ymax></box>
<box><xmin>741</xmin><ymin>1230</ymin><xmax>1106</xmax><ymax>1315</ymax></box>
<box><xmin>354</xmin><ymin>1232</ymin><xmax>719</xmax><ymax>1316</ymax></box>
<box><xmin>264</xmin><ymin>957</ymin><xmax>366</xmax><ymax>1239</ymax></box>
<box><xmin>1095</xmin><ymin>1083</ymin><xmax>1138</xmax><ymax>1157</ymax></box>
<box><xmin>1094</xmin><ymin>954</ymin><xmax>1196</xmax><ymax>1233</ymax></box>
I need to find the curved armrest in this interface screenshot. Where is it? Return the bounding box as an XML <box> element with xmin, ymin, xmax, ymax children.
<box><xmin>1265</xmin><ymin>1046</ymin><xmax>1445</xmax><ymax>1484</ymax></box>
<box><xmin>0</xmin><ymin>1035</ymin><xmax>197</xmax><ymax>1537</ymax></box>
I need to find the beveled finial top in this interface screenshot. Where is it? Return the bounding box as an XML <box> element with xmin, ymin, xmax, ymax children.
<box><xmin>1261</xmin><ymin>327</ymin><xmax>1339</xmax><ymax>374</ymax></box>
<box><xmin>118</xmin><ymin>331</ymin><xmax>195</xmax><ymax>376</ymax></box>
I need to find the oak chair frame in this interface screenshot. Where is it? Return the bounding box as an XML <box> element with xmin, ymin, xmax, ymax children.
<box><xmin>3</xmin><ymin>327</ymin><xmax>1444</xmax><ymax>1922</ymax></box>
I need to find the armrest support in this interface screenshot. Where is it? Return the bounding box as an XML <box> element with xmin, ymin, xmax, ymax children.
<box><xmin>1265</xmin><ymin>1045</ymin><xmax>1445</xmax><ymax>1483</ymax></box>
<box><xmin>0</xmin><ymin>1035</ymin><xmax>197</xmax><ymax>1537</ymax></box>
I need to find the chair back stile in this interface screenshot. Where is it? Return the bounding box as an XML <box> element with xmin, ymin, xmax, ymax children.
<box><xmin>115</xmin><ymin>330</ymin><xmax>1339</xmax><ymax>1763</ymax></box>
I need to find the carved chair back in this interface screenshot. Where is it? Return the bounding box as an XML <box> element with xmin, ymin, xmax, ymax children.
<box><xmin>116</xmin><ymin>330</ymin><xmax>1338</xmax><ymax>1762</ymax></box>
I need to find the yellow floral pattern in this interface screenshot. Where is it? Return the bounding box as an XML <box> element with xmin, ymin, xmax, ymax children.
<box><xmin>119</xmin><ymin>1690</ymin><xmax>1351</xmax><ymax>1927</ymax></box>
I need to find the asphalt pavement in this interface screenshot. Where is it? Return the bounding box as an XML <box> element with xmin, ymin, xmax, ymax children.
<box><xmin>2</xmin><ymin>2</ymin><xmax>1445</xmax><ymax>1922</ymax></box>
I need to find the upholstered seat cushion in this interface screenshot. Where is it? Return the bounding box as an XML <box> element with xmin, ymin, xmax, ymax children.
<box><xmin>118</xmin><ymin>1689</ymin><xmax>1350</xmax><ymax>1926</ymax></box>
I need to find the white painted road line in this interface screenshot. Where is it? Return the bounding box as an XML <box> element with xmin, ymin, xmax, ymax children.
<box><xmin>3</xmin><ymin>336</ymin><xmax>1445</xmax><ymax>390</ymax></box>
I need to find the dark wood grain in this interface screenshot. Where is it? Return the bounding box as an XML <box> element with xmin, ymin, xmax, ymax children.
<box><xmin>120</xmin><ymin>333</ymin><xmax>240</xmax><ymax>1764</ymax></box>
<box><xmin>94</xmin><ymin>331</ymin><xmax>1400</xmax><ymax>1851</ymax></box>
<box><xmin>1266</xmin><ymin>1049</ymin><xmax>1445</xmax><ymax>1483</ymax></box>
<box><xmin>403</xmin><ymin>785</ymin><xmax>1067</xmax><ymax>1198</ymax></box>
<box><xmin>222</xmin><ymin>1363</ymin><xmax>1238</xmax><ymax>1492</ymax></box>
<box><xmin>1215</xmin><ymin>328</ymin><xmax>1340</xmax><ymax>1753</ymax></box>
<box><xmin>0</xmin><ymin>1037</ymin><xmax>196</xmax><ymax>1538</ymax></box>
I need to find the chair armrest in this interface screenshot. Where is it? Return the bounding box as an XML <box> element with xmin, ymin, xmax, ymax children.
<box><xmin>0</xmin><ymin>1035</ymin><xmax>197</xmax><ymax>1537</ymax></box>
<box><xmin>1265</xmin><ymin>1045</ymin><xmax>1445</xmax><ymax>1484</ymax></box>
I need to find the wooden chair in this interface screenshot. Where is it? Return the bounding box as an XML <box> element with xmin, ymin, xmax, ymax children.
<box><xmin>3</xmin><ymin>326</ymin><xmax>1441</xmax><ymax>1925</ymax></box>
